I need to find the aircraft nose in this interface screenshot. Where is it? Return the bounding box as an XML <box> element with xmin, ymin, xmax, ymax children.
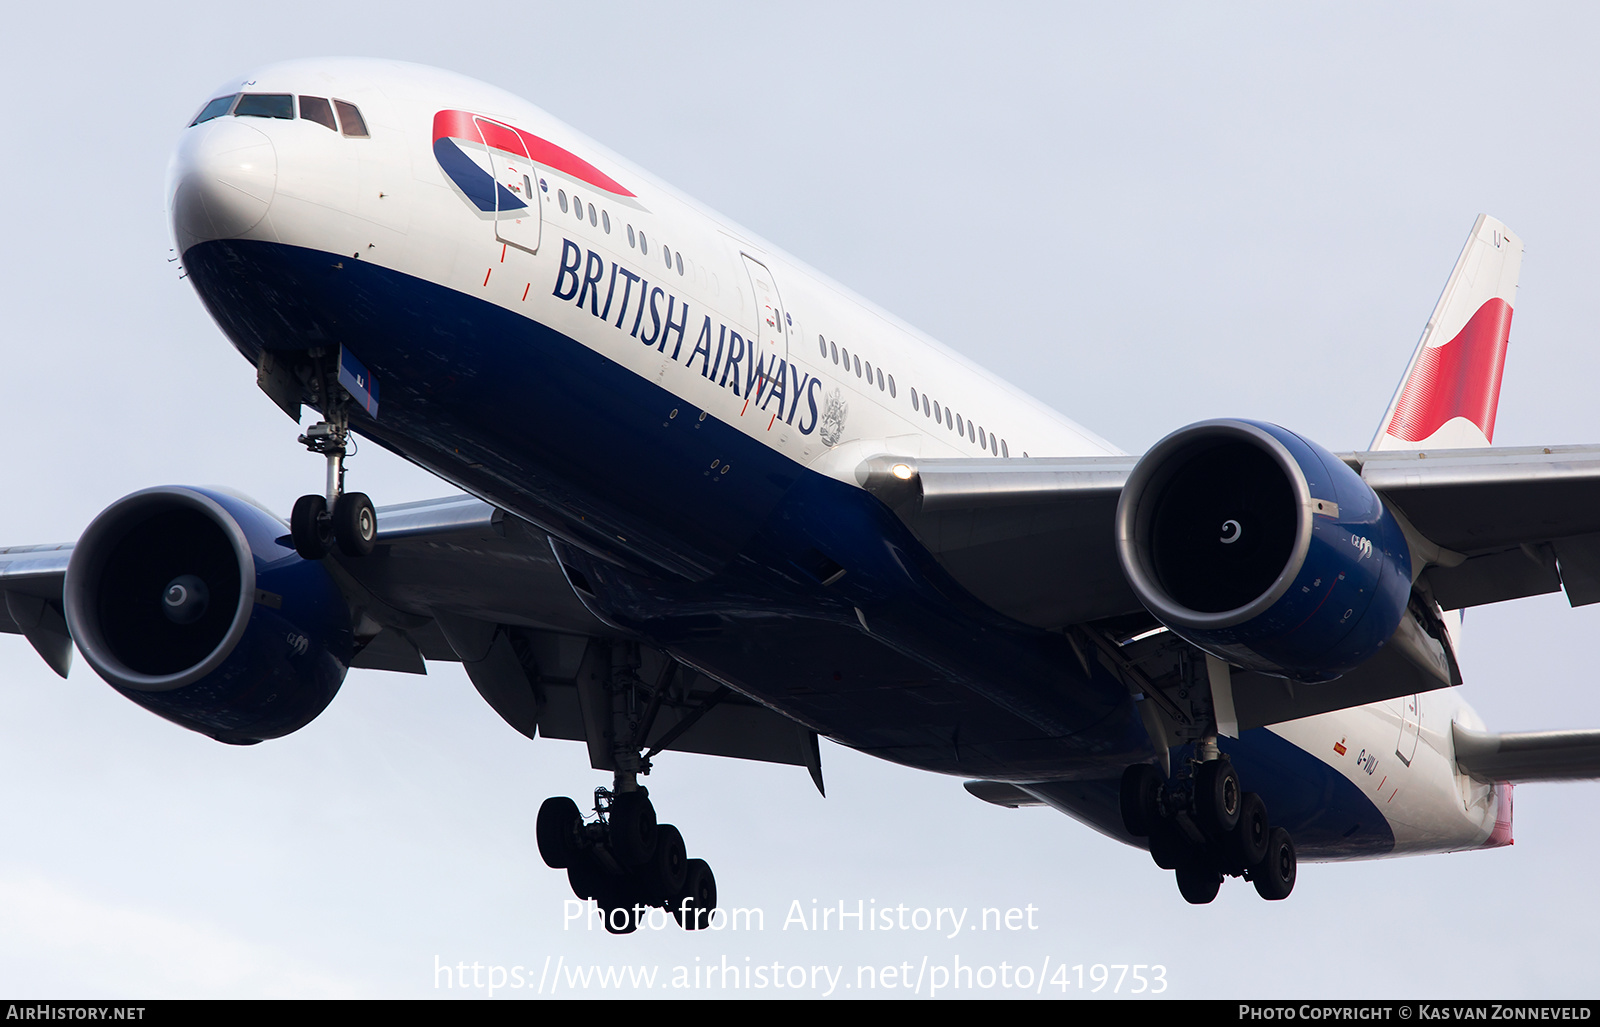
<box><xmin>168</xmin><ymin>119</ymin><xmax>277</xmax><ymax>253</ymax></box>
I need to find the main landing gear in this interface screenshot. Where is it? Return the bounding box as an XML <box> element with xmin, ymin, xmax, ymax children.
<box><xmin>537</xmin><ymin>785</ymin><xmax>718</xmax><ymax>934</ymax></box>
<box><xmin>1120</xmin><ymin>755</ymin><xmax>1296</xmax><ymax>904</ymax></box>
<box><xmin>289</xmin><ymin>400</ymin><xmax>377</xmax><ymax>560</ymax></box>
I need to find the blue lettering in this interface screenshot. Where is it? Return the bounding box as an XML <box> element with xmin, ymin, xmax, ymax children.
<box><xmin>598</xmin><ymin>262</ymin><xmax>620</xmax><ymax>321</ymax></box>
<box><xmin>743</xmin><ymin>348</ymin><xmax>770</xmax><ymax>401</ymax></box>
<box><xmin>575</xmin><ymin>250</ymin><xmax>605</xmax><ymax>316</ymax></box>
<box><xmin>721</xmin><ymin>331</ymin><xmax>745</xmax><ymax>391</ymax></box>
<box><xmin>709</xmin><ymin>324</ymin><xmax>727</xmax><ymax>382</ymax></box>
<box><xmin>687</xmin><ymin>316</ymin><xmax>714</xmax><ymax>377</ymax></box>
<box><xmin>760</xmin><ymin>359</ymin><xmax>788</xmax><ymax>412</ymax></box>
<box><xmin>552</xmin><ymin>239</ymin><xmax>582</xmax><ymax>300</ymax></box>
<box><xmin>787</xmin><ymin>364</ymin><xmax>813</xmax><ymax>424</ymax></box>
<box><xmin>630</xmin><ymin>279</ymin><xmax>650</xmax><ymax>337</ymax></box>
<box><xmin>799</xmin><ymin>376</ymin><xmax>822</xmax><ymax>434</ymax></box>
<box><xmin>612</xmin><ymin>268</ymin><xmax>641</xmax><ymax>328</ymax></box>
<box><xmin>640</xmin><ymin>287</ymin><xmax>666</xmax><ymax>347</ymax></box>
<box><xmin>663</xmin><ymin>296</ymin><xmax>690</xmax><ymax>359</ymax></box>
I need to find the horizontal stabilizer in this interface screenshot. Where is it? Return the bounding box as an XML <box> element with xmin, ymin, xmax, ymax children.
<box><xmin>1453</xmin><ymin>722</ymin><xmax>1600</xmax><ymax>782</ymax></box>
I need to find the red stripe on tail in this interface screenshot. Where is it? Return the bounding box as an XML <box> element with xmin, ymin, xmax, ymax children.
<box><xmin>1384</xmin><ymin>297</ymin><xmax>1513</xmax><ymax>443</ymax></box>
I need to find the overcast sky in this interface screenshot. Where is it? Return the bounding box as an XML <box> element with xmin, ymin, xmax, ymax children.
<box><xmin>1</xmin><ymin>1</ymin><xmax>1598</xmax><ymax>999</ymax></box>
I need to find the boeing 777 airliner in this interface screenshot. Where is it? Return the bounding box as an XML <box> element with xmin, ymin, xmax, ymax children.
<box><xmin>4</xmin><ymin>58</ymin><xmax>1598</xmax><ymax>927</ymax></box>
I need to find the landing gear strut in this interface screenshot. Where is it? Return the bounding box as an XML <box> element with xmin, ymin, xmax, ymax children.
<box><xmin>536</xmin><ymin>783</ymin><xmax>716</xmax><ymax>933</ymax></box>
<box><xmin>536</xmin><ymin>647</ymin><xmax>722</xmax><ymax>933</ymax></box>
<box><xmin>289</xmin><ymin>369</ymin><xmax>376</xmax><ymax>560</ymax></box>
<box><xmin>1120</xmin><ymin>750</ymin><xmax>1297</xmax><ymax>904</ymax></box>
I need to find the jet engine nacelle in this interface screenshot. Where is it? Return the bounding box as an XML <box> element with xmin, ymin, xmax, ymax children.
<box><xmin>1116</xmin><ymin>420</ymin><xmax>1412</xmax><ymax>680</ymax></box>
<box><xmin>64</xmin><ymin>486</ymin><xmax>353</xmax><ymax>744</ymax></box>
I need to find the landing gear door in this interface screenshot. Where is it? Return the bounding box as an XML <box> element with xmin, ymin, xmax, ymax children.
<box><xmin>474</xmin><ymin>117</ymin><xmax>541</xmax><ymax>255</ymax></box>
<box><xmin>741</xmin><ymin>255</ymin><xmax>789</xmax><ymax>378</ymax></box>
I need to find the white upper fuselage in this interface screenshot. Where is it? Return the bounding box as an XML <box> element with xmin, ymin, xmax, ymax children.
<box><xmin>168</xmin><ymin>57</ymin><xmax>1508</xmax><ymax>861</ymax></box>
<box><xmin>170</xmin><ymin>58</ymin><xmax>1119</xmax><ymax>482</ymax></box>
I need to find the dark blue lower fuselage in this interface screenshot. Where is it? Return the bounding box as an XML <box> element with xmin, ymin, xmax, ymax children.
<box><xmin>183</xmin><ymin>239</ymin><xmax>1393</xmax><ymax>856</ymax></box>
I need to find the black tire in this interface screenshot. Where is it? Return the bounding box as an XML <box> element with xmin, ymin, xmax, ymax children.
<box><xmin>567</xmin><ymin>855</ymin><xmax>608</xmax><ymax>902</ymax></box>
<box><xmin>601</xmin><ymin>902</ymin><xmax>641</xmax><ymax>935</ymax></box>
<box><xmin>1229</xmin><ymin>792</ymin><xmax>1270</xmax><ymax>872</ymax></box>
<box><xmin>639</xmin><ymin>823</ymin><xmax>688</xmax><ymax>905</ymax></box>
<box><xmin>1252</xmin><ymin>827</ymin><xmax>1296</xmax><ymax>901</ymax></box>
<box><xmin>536</xmin><ymin>796</ymin><xmax>583</xmax><ymax>869</ymax></box>
<box><xmin>609</xmin><ymin>791</ymin><xmax>657</xmax><ymax>867</ymax></box>
<box><xmin>1146</xmin><ymin>819</ymin><xmax>1189</xmax><ymax>871</ymax></box>
<box><xmin>290</xmin><ymin>494</ymin><xmax>330</xmax><ymax>560</ymax></box>
<box><xmin>672</xmin><ymin>858</ymin><xmax>717</xmax><ymax>930</ymax></box>
<box><xmin>1119</xmin><ymin>764</ymin><xmax>1164</xmax><ymax>837</ymax></box>
<box><xmin>1194</xmin><ymin>758</ymin><xmax>1241</xmax><ymax>838</ymax></box>
<box><xmin>1175</xmin><ymin>860</ymin><xmax>1222</xmax><ymax>904</ymax></box>
<box><xmin>333</xmin><ymin>491</ymin><xmax>377</xmax><ymax>557</ymax></box>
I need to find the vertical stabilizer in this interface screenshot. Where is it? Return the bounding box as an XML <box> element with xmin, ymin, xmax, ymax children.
<box><xmin>1371</xmin><ymin>215</ymin><xmax>1523</xmax><ymax>451</ymax></box>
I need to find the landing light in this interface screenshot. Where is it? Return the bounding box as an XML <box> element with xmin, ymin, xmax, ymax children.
<box><xmin>891</xmin><ymin>463</ymin><xmax>914</xmax><ymax>480</ymax></box>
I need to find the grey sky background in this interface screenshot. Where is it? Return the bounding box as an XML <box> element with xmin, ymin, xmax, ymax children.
<box><xmin>0</xmin><ymin>1</ymin><xmax>1597</xmax><ymax>998</ymax></box>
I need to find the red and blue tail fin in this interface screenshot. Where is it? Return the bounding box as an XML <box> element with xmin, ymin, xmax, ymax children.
<box><xmin>1371</xmin><ymin>215</ymin><xmax>1523</xmax><ymax>451</ymax></box>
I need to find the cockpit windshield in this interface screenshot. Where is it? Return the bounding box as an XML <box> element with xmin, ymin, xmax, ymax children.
<box><xmin>233</xmin><ymin>94</ymin><xmax>295</xmax><ymax>120</ymax></box>
<box><xmin>189</xmin><ymin>94</ymin><xmax>238</xmax><ymax>126</ymax></box>
<box><xmin>187</xmin><ymin>91</ymin><xmax>368</xmax><ymax>135</ymax></box>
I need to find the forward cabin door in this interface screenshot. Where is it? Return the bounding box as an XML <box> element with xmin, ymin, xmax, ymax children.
<box><xmin>474</xmin><ymin>117</ymin><xmax>541</xmax><ymax>254</ymax></box>
<box><xmin>741</xmin><ymin>254</ymin><xmax>789</xmax><ymax>399</ymax></box>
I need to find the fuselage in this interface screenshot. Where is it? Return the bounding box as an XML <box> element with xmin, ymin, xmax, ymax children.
<box><xmin>168</xmin><ymin>58</ymin><xmax>1509</xmax><ymax>862</ymax></box>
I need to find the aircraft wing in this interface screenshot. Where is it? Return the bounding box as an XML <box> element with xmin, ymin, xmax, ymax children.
<box><xmin>0</xmin><ymin>495</ymin><xmax>823</xmax><ymax>781</ymax></box>
<box><xmin>860</xmin><ymin>443</ymin><xmax>1600</xmax><ymax>630</ymax></box>
<box><xmin>0</xmin><ymin>544</ymin><xmax>76</xmax><ymax>677</ymax></box>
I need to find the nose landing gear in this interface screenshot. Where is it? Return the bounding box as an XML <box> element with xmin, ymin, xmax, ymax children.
<box><xmin>288</xmin><ymin>394</ymin><xmax>377</xmax><ymax>560</ymax></box>
<box><xmin>1120</xmin><ymin>756</ymin><xmax>1297</xmax><ymax>904</ymax></box>
<box><xmin>536</xmin><ymin>785</ymin><xmax>717</xmax><ymax>933</ymax></box>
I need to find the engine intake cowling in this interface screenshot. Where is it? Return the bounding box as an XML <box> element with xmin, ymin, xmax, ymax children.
<box><xmin>64</xmin><ymin>486</ymin><xmax>353</xmax><ymax>744</ymax></box>
<box><xmin>1116</xmin><ymin>420</ymin><xmax>1412</xmax><ymax>680</ymax></box>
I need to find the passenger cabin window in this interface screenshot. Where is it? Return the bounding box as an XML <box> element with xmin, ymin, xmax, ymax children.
<box><xmin>602</xmin><ymin>210</ymin><xmax>611</xmax><ymax>233</ymax></box>
<box><xmin>589</xmin><ymin>203</ymin><xmax>597</xmax><ymax>226</ymax></box>
<box><xmin>818</xmin><ymin>335</ymin><xmax>828</xmax><ymax>358</ymax></box>
<box><xmin>558</xmin><ymin>190</ymin><xmax>569</xmax><ymax>213</ymax></box>
<box><xmin>887</xmin><ymin>375</ymin><xmax>896</xmax><ymax>398</ymax></box>
<box><xmin>299</xmin><ymin>96</ymin><xmax>337</xmax><ymax>131</ymax></box>
<box><xmin>831</xmin><ymin>342</ymin><xmax>838</xmax><ymax>363</ymax></box>
<box><xmin>639</xmin><ymin>232</ymin><xmax>649</xmax><ymax>255</ymax></box>
<box><xmin>234</xmin><ymin>94</ymin><xmax>294</xmax><ymax>120</ymax></box>
<box><xmin>676</xmin><ymin>253</ymin><xmax>684</xmax><ymax>276</ymax></box>
<box><xmin>333</xmin><ymin>100</ymin><xmax>369</xmax><ymax>138</ymax></box>
<box><xmin>573</xmin><ymin>196</ymin><xmax>585</xmax><ymax>221</ymax></box>
<box><xmin>190</xmin><ymin>94</ymin><xmax>239</xmax><ymax>125</ymax></box>
<box><xmin>628</xmin><ymin>224</ymin><xmax>636</xmax><ymax>247</ymax></box>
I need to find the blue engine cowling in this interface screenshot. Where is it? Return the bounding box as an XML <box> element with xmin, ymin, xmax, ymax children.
<box><xmin>63</xmin><ymin>486</ymin><xmax>353</xmax><ymax>744</ymax></box>
<box><xmin>1115</xmin><ymin>420</ymin><xmax>1412</xmax><ymax>680</ymax></box>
